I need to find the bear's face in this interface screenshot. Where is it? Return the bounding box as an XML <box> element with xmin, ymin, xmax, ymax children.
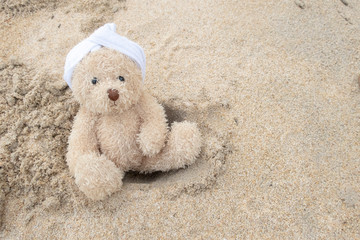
<box><xmin>72</xmin><ymin>48</ymin><xmax>143</xmax><ymax>114</ymax></box>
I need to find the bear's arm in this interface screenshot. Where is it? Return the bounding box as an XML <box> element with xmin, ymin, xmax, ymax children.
<box><xmin>66</xmin><ymin>108</ymin><xmax>99</xmax><ymax>175</ymax></box>
<box><xmin>136</xmin><ymin>92</ymin><xmax>168</xmax><ymax>156</ymax></box>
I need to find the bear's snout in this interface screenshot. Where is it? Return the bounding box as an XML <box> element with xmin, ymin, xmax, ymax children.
<box><xmin>107</xmin><ymin>89</ymin><xmax>119</xmax><ymax>101</ymax></box>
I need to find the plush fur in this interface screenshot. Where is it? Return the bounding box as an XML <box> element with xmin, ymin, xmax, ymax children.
<box><xmin>66</xmin><ymin>48</ymin><xmax>202</xmax><ymax>200</ymax></box>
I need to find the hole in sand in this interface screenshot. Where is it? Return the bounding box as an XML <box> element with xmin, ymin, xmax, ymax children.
<box><xmin>123</xmin><ymin>171</ymin><xmax>166</xmax><ymax>184</ymax></box>
<box><xmin>163</xmin><ymin>104</ymin><xmax>186</xmax><ymax>126</ymax></box>
<box><xmin>123</xmin><ymin>169</ymin><xmax>186</xmax><ymax>184</ymax></box>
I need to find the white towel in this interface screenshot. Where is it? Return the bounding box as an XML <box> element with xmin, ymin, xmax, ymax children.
<box><xmin>63</xmin><ymin>23</ymin><xmax>146</xmax><ymax>89</ymax></box>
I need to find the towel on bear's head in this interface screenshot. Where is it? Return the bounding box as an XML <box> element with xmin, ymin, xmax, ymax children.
<box><xmin>63</xmin><ymin>23</ymin><xmax>146</xmax><ymax>89</ymax></box>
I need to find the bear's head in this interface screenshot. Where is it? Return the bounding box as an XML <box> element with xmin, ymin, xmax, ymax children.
<box><xmin>72</xmin><ymin>48</ymin><xmax>143</xmax><ymax>114</ymax></box>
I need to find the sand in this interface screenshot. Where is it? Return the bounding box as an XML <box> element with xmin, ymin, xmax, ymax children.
<box><xmin>0</xmin><ymin>0</ymin><xmax>359</xmax><ymax>239</ymax></box>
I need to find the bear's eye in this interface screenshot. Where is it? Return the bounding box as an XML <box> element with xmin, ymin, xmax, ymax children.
<box><xmin>118</xmin><ymin>76</ymin><xmax>125</xmax><ymax>82</ymax></box>
<box><xmin>91</xmin><ymin>77</ymin><xmax>98</xmax><ymax>85</ymax></box>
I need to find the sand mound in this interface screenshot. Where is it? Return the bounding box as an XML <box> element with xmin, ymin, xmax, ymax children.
<box><xmin>0</xmin><ymin>0</ymin><xmax>57</xmax><ymax>16</ymax></box>
<box><xmin>0</xmin><ymin>0</ymin><xmax>125</xmax><ymax>17</ymax></box>
<box><xmin>0</xmin><ymin>59</ymin><xmax>76</xmax><ymax>224</ymax></box>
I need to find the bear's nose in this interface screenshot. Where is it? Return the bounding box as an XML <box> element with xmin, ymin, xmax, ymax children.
<box><xmin>107</xmin><ymin>89</ymin><xmax>119</xmax><ymax>101</ymax></box>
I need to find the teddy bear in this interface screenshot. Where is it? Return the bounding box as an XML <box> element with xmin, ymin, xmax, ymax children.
<box><xmin>64</xmin><ymin>24</ymin><xmax>202</xmax><ymax>201</ymax></box>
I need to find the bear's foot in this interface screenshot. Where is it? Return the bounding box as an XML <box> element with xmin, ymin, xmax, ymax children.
<box><xmin>74</xmin><ymin>153</ymin><xmax>124</xmax><ymax>200</ymax></box>
<box><xmin>139</xmin><ymin>121</ymin><xmax>202</xmax><ymax>173</ymax></box>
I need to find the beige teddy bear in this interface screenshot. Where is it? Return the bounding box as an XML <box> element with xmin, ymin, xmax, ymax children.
<box><xmin>65</xmin><ymin>44</ymin><xmax>201</xmax><ymax>200</ymax></box>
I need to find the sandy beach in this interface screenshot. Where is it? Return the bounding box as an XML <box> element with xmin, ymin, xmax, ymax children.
<box><xmin>0</xmin><ymin>0</ymin><xmax>359</xmax><ymax>238</ymax></box>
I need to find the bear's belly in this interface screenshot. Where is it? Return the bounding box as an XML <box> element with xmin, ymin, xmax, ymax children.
<box><xmin>96</xmin><ymin>109</ymin><xmax>142</xmax><ymax>171</ymax></box>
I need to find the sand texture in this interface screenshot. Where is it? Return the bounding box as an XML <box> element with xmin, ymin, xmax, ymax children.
<box><xmin>0</xmin><ymin>0</ymin><xmax>359</xmax><ymax>239</ymax></box>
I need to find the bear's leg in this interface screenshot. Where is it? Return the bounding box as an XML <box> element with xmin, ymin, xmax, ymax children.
<box><xmin>139</xmin><ymin>121</ymin><xmax>201</xmax><ymax>173</ymax></box>
<box><xmin>72</xmin><ymin>152</ymin><xmax>124</xmax><ymax>200</ymax></box>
